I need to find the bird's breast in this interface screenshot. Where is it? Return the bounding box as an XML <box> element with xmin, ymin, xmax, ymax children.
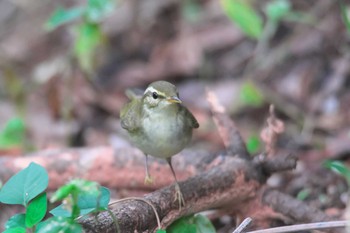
<box><xmin>130</xmin><ymin>107</ymin><xmax>192</xmax><ymax>158</ymax></box>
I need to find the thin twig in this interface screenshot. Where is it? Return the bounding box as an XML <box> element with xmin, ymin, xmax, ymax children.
<box><xmin>232</xmin><ymin>217</ymin><xmax>252</xmax><ymax>233</ymax></box>
<box><xmin>246</xmin><ymin>220</ymin><xmax>348</xmax><ymax>233</ymax></box>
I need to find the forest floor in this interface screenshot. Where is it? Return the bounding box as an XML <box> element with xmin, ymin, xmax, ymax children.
<box><xmin>0</xmin><ymin>0</ymin><xmax>349</xmax><ymax>232</ymax></box>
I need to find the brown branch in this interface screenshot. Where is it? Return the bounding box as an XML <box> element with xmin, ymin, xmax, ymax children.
<box><xmin>206</xmin><ymin>89</ymin><xmax>250</xmax><ymax>159</ymax></box>
<box><xmin>80</xmin><ymin>156</ymin><xmax>261</xmax><ymax>232</ymax></box>
<box><xmin>253</xmin><ymin>153</ymin><xmax>297</xmax><ymax>178</ymax></box>
<box><xmin>262</xmin><ymin>190</ymin><xmax>335</xmax><ymax>223</ymax></box>
<box><xmin>0</xmin><ymin>147</ymin><xmax>218</xmax><ymax>191</ymax></box>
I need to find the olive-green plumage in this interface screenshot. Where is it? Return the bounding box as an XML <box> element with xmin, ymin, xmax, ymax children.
<box><xmin>120</xmin><ymin>80</ymin><xmax>199</xmax><ymax>207</ymax></box>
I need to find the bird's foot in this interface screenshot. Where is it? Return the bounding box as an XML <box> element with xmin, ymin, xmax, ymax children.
<box><xmin>174</xmin><ymin>183</ymin><xmax>185</xmax><ymax>209</ymax></box>
<box><xmin>144</xmin><ymin>175</ymin><xmax>154</xmax><ymax>185</ymax></box>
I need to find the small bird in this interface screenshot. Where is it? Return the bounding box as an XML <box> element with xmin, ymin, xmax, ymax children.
<box><xmin>120</xmin><ymin>80</ymin><xmax>199</xmax><ymax>207</ymax></box>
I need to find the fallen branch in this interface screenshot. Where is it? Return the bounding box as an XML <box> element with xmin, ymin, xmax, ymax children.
<box><xmin>0</xmin><ymin>147</ymin><xmax>217</xmax><ymax>191</ymax></box>
<box><xmin>262</xmin><ymin>190</ymin><xmax>335</xmax><ymax>224</ymax></box>
<box><xmin>247</xmin><ymin>220</ymin><xmax>347</xmax><ymax>233</ymax></box>
<box><xmin>80</xmin><ymin>156</ymin><xmax>261</xmax><ymax>232</ymax></box>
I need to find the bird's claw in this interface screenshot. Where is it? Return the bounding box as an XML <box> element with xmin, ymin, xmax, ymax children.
<box><xmin>144</xmin><ymin>175</ymin><xmax>154</xmax><ymax>185</ymax></box>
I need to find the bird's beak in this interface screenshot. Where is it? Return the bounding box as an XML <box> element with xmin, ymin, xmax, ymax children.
<box><xmin>167</xmin><ymin>96</ymin><xmax>182</xmax><ymax>104</ymax></box>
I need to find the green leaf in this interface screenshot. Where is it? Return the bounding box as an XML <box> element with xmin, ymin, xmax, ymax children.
<box><xmin>221</xmin><ymin>0</ymin><xmax>263</xmax><ymax>39</ymax></box>
<box><xmin>0</xmin><ymin>162</ymin><xmax>49</xmax><ymax>206</ymax></box>
<box><xmin>86</xmin><ymin>0</ymin><xmax>115</xmax><ymax>22</ymax></box>
<box><xmin>339</xmin><ymin>0</ymin><xmax>350</xmax><ymax>34</ymax></box>
<box><xmin>182</xmin><ymin>0</ymin><xmax>201</xmax><ymax>23</ymax></box>
<box><xmin>50</xmin><ymin>183</ymin><xmax>77</xmax><ymax>203</ymax></box>
<box><xmin>77</xmin><ymin>186</ymin><xmax>110</xmax><ymax>213</ymax></box>
<box><xmin>74</xmin><ymin>23</ymin><xmax>103</xmax><ymax>72</ymax></box>
<box><xmin>36</xmin><ymin>217</ymin><xmax>82</xmax><ymax>233</ymax></box>
<box><xmin>3</xmin><ymin>227</ymin><xmax>26</xmax><ymax>233</ymax></box>
<box><xmin>5</xmin><ymin>213</ymin><xmax>26</xmax><ymax>229</ymax></box>
<box><xmin>50</xmin><ymin>186</ymin><xmax>110</xmax><ymax>217</ymax></box>
<box><xmin>324</xmin><ymin>160</ymin><xmax>350</xmax><ymax>185</ymax></box>
<box><xmin>45</xmin><ymin>6</ymin><xmax>85</xmax><ymax>31</ymax></box>
<box><xmin>265</xmin><ymin>0</ymin><xmax>291</xmax><ymax>21</ymax></box>
<box><xmin>48</xmin><ymin>204</ymin><xmax>72</xmax><ymax>218</ymax></box>
<box><xmin>296</xmin><ymin>188</ymin><xmax>310</xmax><ymax>201</ymax></box>
<box><xmin>194</xmin><ymin>214</ymin><xmax>216</xmax><ymax>233</ymax></box>
<box><xmin>0</xmin><ymin>117</ymin><xmax>26</xmax><ymax>149</ymax></box>
<box><xmin>156</xmin><ymin>230</ymin><xmax>167</xmax><ymax>233</ymax></box>
<box><xmin>167</xmin><ymin>216</ymin><xmax>197</xmax><ymax>233</ymax></box>
<box><xmin>246</xmin><ymin>135</ymin><xmax>261</xmax><ymax>154</ymax></box>
<box><xmin>51</xmin><ymin>179</ymin><xmax>101</xmax><ymax>203</ymax></box>
<box><xmin>239</xmin><ymin>82</ymin><xmax>264</xmax><ymax>107</ymax></box>
<box><xmin>25</xmin><ymin>192</ymin><xmax>47</xmax><ymax>227</ymax></box>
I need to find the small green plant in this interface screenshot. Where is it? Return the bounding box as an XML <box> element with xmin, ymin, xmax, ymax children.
<box><xmin>296</xmin><ymin>188</ymin><xmax>311</xmax><ymax>201</ymax></box>
<box><xmin>259</xmin><ymin>0</ymin><xmax>312</xmax><ymax>51</ymax></box>
<box><xmin>339</xmin><ymin>0</ymin><xmax>350</xmax><ymax>34</ymax></box>
<box><xmin>246</xmin><ymin>134</ymin><xmax>261</xmax><ymax>154</ymax></box>
<box><xmin>45</xmin><ymin>0</ymin><xmax>115</xmax><ymax>73</ymax></box>
<box><xmin>0</xmin><ymin>162</ymin><xmax>110</xmax><ymax>233</ymax></box>
<box><xmin>0</xmin><ymin>163</ymin><xmax>48</xmax><ymax>233</ymax></box>
<box><xmin>0</xmin><ymin>117</ymin><xmax>26</xmax><ymax>150</ymax></box>
<box><xmin>239</xmin><ymin>81</ymin><xmax>264</xmax><ymax>107</ymax></box>
<box><xmin>324</xmin><ymin>160</ymin><xmax>350</xmax><ymax>186</ymax></box>
<box><xmin>221</xmin><ymin>0</ymin><xmax>311</xmax><ymax>40</ymax></box>
<box><xmin>220</xmin><ymin>0</ymin><xmax>263</xmax><ymax>39</ymax></box>
<box><xmin>265</xmin><ymin>0</ymin><xmax>291</xmax><ymax>22</ymax></box>
<box><xmin>167</xmin><ymin>214</ymin><xmax>216</xmax><ymax>233</ymax></box>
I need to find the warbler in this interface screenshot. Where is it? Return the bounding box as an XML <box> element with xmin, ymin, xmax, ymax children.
<box><xmin>120</xmin><ymin>80</ymin><xmax>199</xmax><ymax>206</ymax></box>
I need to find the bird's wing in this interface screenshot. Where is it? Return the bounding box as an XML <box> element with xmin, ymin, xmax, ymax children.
<box><xmin>183</xmin><ymin>107</ymin><xmax>199</xmax><ymax>129</ymax></box>
<box><xmin>120</xmin><ymin>98</ymin><xmax>142</xmax><ymax>132</ymax></box>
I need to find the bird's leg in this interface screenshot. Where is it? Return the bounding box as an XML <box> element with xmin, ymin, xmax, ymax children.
<box><xmin>166</xmin><ymin>158</ymin><xmax>185</xmax><ymax>208</ymax></box>
<box><xmin>144</xmin><ymin>154</ymin><xmax>153</xmax><ymax>184</ymax></box>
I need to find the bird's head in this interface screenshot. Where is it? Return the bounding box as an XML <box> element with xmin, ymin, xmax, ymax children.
<box><xmin>142</xmin><ymin>81</ymin><xmax>182</xmax><ymax>108</ymax></box>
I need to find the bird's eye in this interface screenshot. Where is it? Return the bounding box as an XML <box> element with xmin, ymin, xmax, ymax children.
<box><xmin>152</xmin><ymin>92</ymin><xmax>158</xmax><ymax>99</ymax></box>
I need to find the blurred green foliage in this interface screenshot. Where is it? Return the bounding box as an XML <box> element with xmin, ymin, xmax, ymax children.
<box><xmin>221</xmin><ymin>0</ymin><xmax>310</xmax><ymax>46</ymax></box>
<box><xmin>182</xmin><ymin>0</ymin><xmax>201</xmax><ymax>23</ymax></box>
<box><xmin>156</xmin><ymin>230</ymin><xmax>167</xmax><ymax>233</ymax></box>
<box><xmin>45</xmin><ymin>7</ymin><xmax>85</xmax><ymax>30</ymax></box>
<box><xmin>0</xmin><ymin>162</ymin><xmax>110</xmax><ymax>233</ymax></box>
<box><xmin>74</xmin><ymin>23</ymin><xmax>104</xmax><ymax>72</ymax></box>
<box><xmin>339</xmin><ymin>0</ymin><xmax>350</xmax><ymax>33</ymax></box>
<box><xmin>0</xmin><ymin>117</ymin><xmax>26</xmax><ymax>149</ymax></box>
<box><xmin>265</xmin><ymin>0</ymin><xmax>291</xmax><ymax>22</ymax></box>
<box><xmin>324</xmin><ymin>160</ymin><xmax>350</xmax><ymax>186</ymax></box>
<box><xmin>246</xmin><ymin>134</ymin><xmax>261</xmax><ymax>154</ymax></box>
<box><xmin>296</xmin><ymin>188</ymin><xmax>310</xmax><ymax>201</ymax></box>
<box><xmin>46</xmin><ymin>0</ymin><xmax>115</xmax><ymax>73</ymax></box>
<box><xmin>220</xmin><ymin>0</ymin><xmax>263</xmax><ymax>39</ymax></box>
<box><xmin>167</xmin><ymin>214</ymin><xmax>216</xmax><ymax>233</ymax></box>
<box><xmin>239</xmin><ymin>81</ymin><xmax>264</xmax><ymax>107</ymax></box>
<box><xmin>46</xmin><ymin>0</ymin><xmax>114</xmax><ymax>30</ymax></box>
